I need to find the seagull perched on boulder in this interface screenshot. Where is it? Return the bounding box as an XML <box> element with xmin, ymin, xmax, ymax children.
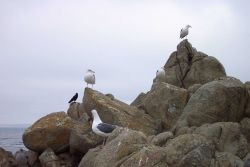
<box><xmin>84</xmin><ymin>69</ymin><xmax>95</xmax><ymax>87</ymax></box>
<box><xmin>68</xmin><ymin>93</ymin><xmax>78</xmax><ymax>103</ymax></box>
<box><xmin>156</xmin><ymin>67</ymin><xmax>165</xmax><ymax>81</ymax></box>
<box><xmin>180</xmin><ymin>25</ymin><xmax>192</xmax><ymax>39</ymax></box>
<box><xmin>91</xmin><ymin>109</ymin><xmax>116</xmax><ymax>146</ymax></box>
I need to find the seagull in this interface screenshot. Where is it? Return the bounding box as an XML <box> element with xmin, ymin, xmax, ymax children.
<box><xmin>91</xmin><ymin>109</ymin><xmax>116</xmax><ymax>146</ymax></box>
<box><xmin>180</xmin><ymin>25</ymin><xmax>192</xmax><ymax>39</ymax></box>
<box><xmin>84</xmin><ymin>69</ymin><xmax>95</xmax><ymax>88</ymax></box>
<box><xmin>68</xmin><ymin>93</ymin><xmax>78</xmax><ymax>103</ymax></box>
<box><xmin>156</xmin><ymin>67</ymin><xmax>165</xmax><ymax>81</ymax></box>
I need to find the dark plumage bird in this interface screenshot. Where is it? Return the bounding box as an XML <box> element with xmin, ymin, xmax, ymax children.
<box><xmin>68</xmin><ymin>93</ymin><xmax>78</xmax><ymax>103</ymax></box>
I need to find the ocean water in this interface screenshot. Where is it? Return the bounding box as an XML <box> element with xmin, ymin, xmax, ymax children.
<box><xmin>0</xmin><ymin>126</ymin><xmax>27</xmax><ymax>153</ymax></box>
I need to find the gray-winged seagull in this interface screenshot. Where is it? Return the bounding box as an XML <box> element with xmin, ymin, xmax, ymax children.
<box><xmin>84</xmin><ymin>69</ymin><xmax>95</xmax><ymax>87</ymax></box>
<box><xmin>91</xmin><ymin>109</ymin><xmax>116</xmax><ymax>146</ymax></box>
<box><xmin>156</xmin><ymin>67</ymin><xmax>165</xmax><ymax>81</ymax></box>
<box><xmin>180</xmin><ymin>25</ymin><xmax>192</xmax><ymax>39</ymax></box>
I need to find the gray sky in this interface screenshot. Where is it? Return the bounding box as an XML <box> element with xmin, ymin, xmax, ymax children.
<box><xmin>0</xmin><ymin>0</ymin><xmax>249</xmax><ymax>125</ymax></box>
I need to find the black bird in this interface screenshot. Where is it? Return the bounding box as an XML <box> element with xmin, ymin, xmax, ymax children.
<box><xmin>68</xmin><ymin>93</ymin><xmax>78</xmax><ymax>103</ymax></box>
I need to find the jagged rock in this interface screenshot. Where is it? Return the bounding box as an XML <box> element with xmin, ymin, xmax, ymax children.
<box><xmin>150</xmin><ymin>131</ymin><xmax>173</xmax><ymax>146</ymax></box>
<box><xmin>0</xmin><ymin>147</ymin><xmax>17</xmax><ymax>167</ymax></box>
<box><xmin>69</xmin><ymin>125</ymin><xmax>103</xmax><ymax>156</ymax></box>
<box><xmin>23</xmin><ymin>112</ymin><xmax>89</xmax><ymax>153</ymax></box>
<box><xmin>83</xmin><ymin>88</ymin><xmax>159</xmax><ymax>135</ymax></box>
<box><xmin>161</xmin><ymin>39</ymin><xmax>226</xmax><ymax>89</ymax></box>
<box><xmin>135</xmin><ymin>82</ymin><xmax>188</xmax><ymax>130</ymax></box>
<box><xmin>14</xmin><ymin>149</ymin><xmax>28</xmax><ymax>167</ymax></box>
<box><xmin>210</xmin><ymin>152</ymin><xmax>243</xmax><ymax>167</ymax></box>
<box><xmin>39</xmin><ymin>148</ymin><xmax>60</xmax><ymax>167</ymax></box>
<box><xmin>244</xmin><ymin>154</ymin><xmax>250</xmax><ymax>167</ymax></box>
<box><xmin>193</xmin><ymin>122</ymin><xmax>248</xmax><ymax>159</ymax></box>
<box><xmin>130</xmin><ymin>92</ymin><xmax>146</xmax><ymax>106</ymax></box>
<box><xmin>175</xmin><ymin>77</ymin><xmax>248</xmax><ymax>130</ymax></box>
<box><xmin>105</xmin><ymin>93</ymin><xmax>115</xmax><ymax>100</ymax></box>
<box><xmin>78</xmin><ymin>128</ymin><xmax>147</xmax><ymax>167</ymax></box>
<box><xmin>164</xmin><ymin>134</ymin><xmax>215</xmax><ymax>167</ymax></box>
<box><xmin>187</xmin><ymin>83</ymin><xmax>202</xmax><ymax>98</ymax></box>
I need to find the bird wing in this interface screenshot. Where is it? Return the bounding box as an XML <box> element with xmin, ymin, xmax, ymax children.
<box><xmin>97</xmin><ymin>123</ymin><xmax>116</xmax><ymax>133</ymax></box>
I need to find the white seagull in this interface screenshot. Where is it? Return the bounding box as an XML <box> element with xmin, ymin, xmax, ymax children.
<box><xmin>156</xmin><ymin>67</ymin><xmax>165</xmax><ymax>81</ymax></box>
<box><xmin>180</xmin><ymin>25</ymin><xmax>192</xmax><ymax>39</ymax></box>
<box><xmin>84</xmin><ymin>69</ymin><xmax>95</xmax><ymax>88</ymax></box>
<box><xmin>91</xmin><ymin>109</ymin><xmax>116</xmax><ymax>145</ymax></box>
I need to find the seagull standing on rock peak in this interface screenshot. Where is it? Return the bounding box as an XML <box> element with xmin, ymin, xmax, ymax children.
<box><xmin>84</xmin><ymin>69</ymin><xmax>95</xmax><ymax>88</ymax></box>
<box><xmin>156</xmin><ymin>67</ymin><xmax>165</xmax><ymax>81</ymax></box>
<box><xmin>91</xmin><ymin>109</ymin><xmax>117</xmax><ymax>146</ymax></box>
<box><xmin>180</xmin><ymin>25</ymin><xmax>192</xmax><ymax>39</ymax></box>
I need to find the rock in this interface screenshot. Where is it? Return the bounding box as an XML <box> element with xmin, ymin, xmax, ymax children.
<box><xmin>23</xmin><ymin>112</ymin><xmax>89</xmax><ymax>153</ymax></box>
<box><xmin>130</xmin><ymin>92</ymin><xmax>146</xmax><ymax>107</ymax></box>
<box><xmin>105</xmin><ymin>93</ymin><xmax>115</xmax><ymax>100</ymax></box>
<box><xmin>57</xmin><ymin>152</ymin><xmax>79</xmax><ymax>167</ymax></box>
<box><xmin>67</xmin><ymin>102</ymin><xmax>82</xmax><ymax>120</ymax></box>
<box><xmin>69</xmin><ymin>125</ymin><xmax>103</xmax><ymax>156</ymax></box>
<box><xmin>14</xmin><ymin>149</ymin><xmax>28</xmax><ymax>167</ymax></box>
<box><xmin>194</xmin><ymin>122</ymin><xmax>248</xmax><ymax>159</ymax></box>
<box><xmin>150</xmin><ymin>131</ymin><xmax>173</xmax><ymax>146</ymax></box>
<box><xmin>245</xmin><ymin>82</ymin><xmax>250</xmax><ymax>117</ymax></box>
<box><xmin>162</xmin><ymin>39</ymin><xmax>226</xmax><ymax>88</ymax></box>
<box><xmin>0</xmin><ymin>147</ymin><xmax>17</xmax><ymax>167</ymax></box>
<box><xmin>175</xmin><ymin>77</ymin><xmax>248</xmax><ymax>130</ymax></box>
<box><xmin>26</xmin><ymin>150</ymin><xmax>39</xmax><ymax>166</ymax></box>
<box><xmin>83</xmin><ymin>88</ymin><xmax>159</xmax><ymax>135</ymax></box>
<box><xmin>241</xmin><ymin>118</ymin><xmax>250</xmax><ymax>142</ymax></box>
<box><xmin>78</xmin><ymin>128</ymin><xmax>147</xmax><ymax>167</ymax></box>
<box><xmin>137</xmin><ymin>82</ymin><xmax>188</xmax><ymax>130</ymax></box>
<box><xmin>187</xmin><ymin>83</ymin><xmax>202</xmax><ymax>98</ymax></box>
<box><xmin>39</xmin><ymin>148</ymin><xmax>60</xmax><ymax>167</ymax></box>
<box><xmin>210</xmin><ymin>152</ymin><xmax>243</xmax><ymax>167</ymax></box>
<box><xmin>164</xmin><ymin>134</ymin><xmax>215</xmax><ymax>167</ymax></box>
<box><xmin>120</xmin><ymin>146</ymin><xmax>167</xmax><ymax>167</ymax></box>
<box><xmin>245</xmin><ymin>159</ymin><xmax>250</xmax><ymax>167</ymax></box>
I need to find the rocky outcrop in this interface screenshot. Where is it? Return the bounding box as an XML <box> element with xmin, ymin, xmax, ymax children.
<box><xmin>133</xmin><ymin>82</ymin><xmax>188</xmax><ymax>130</ymax></box>
<box><xmin>17</xmin><ymin>40</ymin><xmax>250</xmax><ymax>167</ymax></box>
<box><xmin>83</xmin><ymin>88</ymin><xmax>159</xmax><ymax>135</ymax></box>
<box><xmin>23</xmin><ymin>112</ymin><xmax>89</xmax><ymax>153</ymax></box>
<box><xmin>174</xmin><ymin>77</ymin><xmax>248</xmax><ymax>130</ymax></box>
<box><xmin>162</xmin><ymin>39</ymin><xmax>226</xmax><ymax>88</ymax></box>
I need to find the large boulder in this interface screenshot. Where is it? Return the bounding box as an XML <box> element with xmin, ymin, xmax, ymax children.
<box><xmin>164</xmin><ymin>134</ymin><xmax>215</xmax><ymax>167</ymax></box>
<box><xmin>83</xmin><ymin>88</ymin><xmax>159</xmax><ymax>135</ymax></box>
<box><xmin>193</xmin><ymin>122</ymin><xmax>248</xmax><ymax>159</ymax></box>
<box><xmin>133</xmin><ymin>82</ymin><xmax>188</xmax><ymax>130</ymax></box>
<box><xmin>78</xmin><ymin>128</ymin><xmax>148</xmax><ymax>167</ymax></box>
<box><xmin>161</xmin><ymin>39</ymin><xmax>226</xmax><ymax>88</ymax></box>
<box><xmin>23</xmin><ymin>112</ymin><xmax>89</xmax><ymax>153</ymax></box>
<box><xmin>175</xmin><ymin>77</ymin><xmax>248</xmax><ymax>130</ymax></box>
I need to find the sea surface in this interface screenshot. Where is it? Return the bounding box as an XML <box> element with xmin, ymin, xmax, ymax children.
<box><xmin>0</xmin><ymin>125</ymin><xmax>28</xmax><ymax>153</ymax></box>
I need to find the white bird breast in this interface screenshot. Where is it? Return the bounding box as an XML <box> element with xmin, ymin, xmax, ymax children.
<box><xmin>84</xmin><ymin>72</ymin><xmax>95</xmax><ymax>84</ymax></box>
<box><xmin>156</xmin><ymin>69</ymin><xmax>165</xmax><ymax>79</ymax></box>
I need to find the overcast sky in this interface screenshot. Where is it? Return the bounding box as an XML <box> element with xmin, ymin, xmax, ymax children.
<box><xmin>0</xmin><ymin>0</ymin><xmax>249</xmax><ymax>125</ymax></box>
